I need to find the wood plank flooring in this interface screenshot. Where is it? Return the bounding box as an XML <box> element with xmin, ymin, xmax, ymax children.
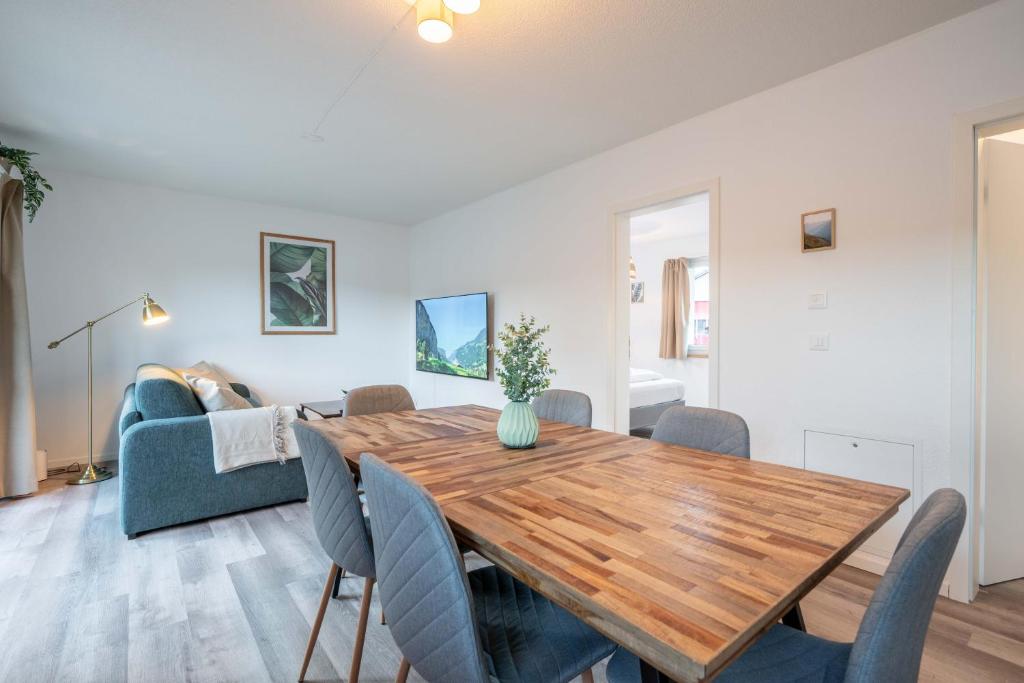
<box><xmin>1</xmin><ymin>478</ymin><xmax>1021</xmax><ymax>682</ymax></box>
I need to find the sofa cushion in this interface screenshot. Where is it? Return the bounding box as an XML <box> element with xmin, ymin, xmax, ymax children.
<box><xmin>135</xmin><ymin>363</ymin><xmax>204</xmax><ymax>420</ymax></box>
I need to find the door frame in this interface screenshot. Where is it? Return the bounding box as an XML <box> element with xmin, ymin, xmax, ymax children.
<box><xmin>609</xmin><ymin>178</ymin><xmax>721</xmax><ymax>434</ymax></box>
<box><xmin>950</xmin><ymin>97</ymin><xmax>1024</xmax><ymax>603</ymax></box>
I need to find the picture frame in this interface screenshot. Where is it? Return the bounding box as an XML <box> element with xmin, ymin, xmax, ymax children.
<box><xmin>631</xmin><ymin>281</ymin><xmax>645</xmax><ymax>303</ymax></box>
<box><xmin>801</xmin><ymin>208</ymin><xmax>836</xmax><ymax>252</ymax></box>
<box><xmin>260</xmin><ymin>231</ymin><xmax>336</xmax><ymax>334</ymax></box>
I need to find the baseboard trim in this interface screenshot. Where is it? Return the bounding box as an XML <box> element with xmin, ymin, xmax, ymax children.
<box><xmin>845</xmin><ymin>549</ymin><xmax>951</xmax><ymax>598</ymax></box>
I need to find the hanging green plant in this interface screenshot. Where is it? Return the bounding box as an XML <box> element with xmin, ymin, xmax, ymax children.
<box><xmin>0</xmin><ymin>140</ymin><xmax>53</xmax><ymax>222</ymax></box>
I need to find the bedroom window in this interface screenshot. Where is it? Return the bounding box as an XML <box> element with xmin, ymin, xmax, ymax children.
<box><xmin>688</xmin><ymin>259</ymin><xmax>710</xmax><ymax>356</ymax></box>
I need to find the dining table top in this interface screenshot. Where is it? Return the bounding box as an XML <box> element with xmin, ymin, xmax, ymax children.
<box><xmin>307</xmin><ymin>404</ymin><xmax>909</xmax><ymax>683</ymax></box>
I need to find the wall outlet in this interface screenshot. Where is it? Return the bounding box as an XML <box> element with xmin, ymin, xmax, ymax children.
<box><xmin>810</xmin><ymin>333</ymin><xmax>830</xmax><ymax>351</ymax></box>
<box><xmin>809</xmin><ymin>291</ymin><xmax>828</xmax><ymax>309</ymax></box>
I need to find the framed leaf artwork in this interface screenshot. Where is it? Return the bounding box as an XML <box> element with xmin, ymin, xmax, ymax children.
<box><xmin>260</xmin><ymin>232</ymin><xmax>336</xmax><ymax>334</ymax></box>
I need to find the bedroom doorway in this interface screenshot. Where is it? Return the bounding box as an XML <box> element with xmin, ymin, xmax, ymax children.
<box><xmin>611</xmin><ymin>180</ymin><xmax>719</xmax><ymax>435</ymax></box>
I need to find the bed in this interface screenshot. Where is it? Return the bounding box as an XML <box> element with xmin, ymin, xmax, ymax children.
<box><xmin>629</xmin><ymin>367</ymin><xmax>686</xmax><ymax>431</ymax></box>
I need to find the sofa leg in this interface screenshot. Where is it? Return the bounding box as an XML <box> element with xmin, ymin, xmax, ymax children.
<box><xmin>127</xmin><ymin>533</ymin><xmax>138</xmax><ymax>540</ymax></box>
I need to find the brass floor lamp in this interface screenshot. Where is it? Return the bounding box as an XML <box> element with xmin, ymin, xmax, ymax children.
<box><xmin>47</xmin><ymin>293</ymin><xmax>169</xmax><ymax>485</ymax></box>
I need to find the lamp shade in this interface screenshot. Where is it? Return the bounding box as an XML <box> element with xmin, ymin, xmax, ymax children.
<box><xmin>443</xmin><ymin>0</ymin><xmax>480</xmax><ymax>14</ymax></box>
<box><xmin>417</xmin><ymin>0</ymin><xmax>454</xmax><ymax>43</ymax></box>
<box><xmin>142</xmin><ymin>296</ymin><xmax>169</xmax><ymax>326</ymax></box>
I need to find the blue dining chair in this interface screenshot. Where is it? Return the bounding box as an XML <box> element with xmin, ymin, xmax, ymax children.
<box><xmin>360</xmin><ymin>452</ymin><xmax>616</xmax><ymax>683</ymax></box>
<box><xmin>532</xmin><ymin>389</ymin><xmax>593</xmax><ymax>428</ymax></box>
<box><xmin>293</xmin><ymin>422</ymin><xmax>376</xmax><ymax>683</ymax></box>
<box><xmin>604</xmin><ymin>488</ymin><xmax>966</xmax><ymax>683</ymax></box>
<box><xmin>651</xmin><ymin>405</ymin><xmax>750</xmax><ymax>458</ymax></box>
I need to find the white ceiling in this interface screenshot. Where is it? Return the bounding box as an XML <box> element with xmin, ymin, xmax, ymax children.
<box><xmin>988</xmin><ymin>129</ymin><xmax>1024</xmax><ymax>145</ymax></box>
<box><xmin>0</xmin><ymin>0</ymin><xmax>994</xmax><ymax>225</ymax></box>
<box><xmin>631</xmin><ymin>193</ymin><xmax>709</xmax><ymax>244</ymax></box>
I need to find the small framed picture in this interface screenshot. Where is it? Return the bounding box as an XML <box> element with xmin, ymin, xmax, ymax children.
<box><xmin>631</xmin><ymin>281</ymin><xmax>645</xmax><ymax>303</ymax></box>
<box><xmin>801</xmin><ymin>208</ymin><xmax>836</xmax><ymax>252</ymax></box>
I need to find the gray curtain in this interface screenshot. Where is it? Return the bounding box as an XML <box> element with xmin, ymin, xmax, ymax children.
<box><xmin>1</xmin><ymin>159</ymin><xmax>39</xmax><ymax>497</ymax></box>
<box><xmin>658</xmin><ymin>257</ymin><xmax>690</xmax><ymax>360</ymax></box>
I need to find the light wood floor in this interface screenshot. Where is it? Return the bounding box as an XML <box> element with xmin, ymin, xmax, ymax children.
<box><xmin>1</xmin><ymin>478</ymin><xmax>1021</xmax><ymax>682</ymax></box>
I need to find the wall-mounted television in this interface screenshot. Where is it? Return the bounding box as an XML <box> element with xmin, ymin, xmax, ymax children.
<box><xmin>415</xmin><ymin>292</ymin><xmax>489</xmax><ymax>380</ymax></box>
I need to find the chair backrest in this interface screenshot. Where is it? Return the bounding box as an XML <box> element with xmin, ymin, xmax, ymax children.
<box><xmin>344</xmin><ymin>384</ymin><xmax>415</xmax><ymax>417</ymax></box>
<box><xmin>532</xmin><ymin>389</ymin><xmax>592</xmax><ymax>428</ymax></box>
<box><xmin>360</xmin><ymin>453</ymin><xmax>490</xmax><ymax>683</ymax></box>
<box><xmin>651</xmin><ymin>406</ymin><xmax>750</xmax><ymax>458</ymax></box>
<box><xmin>134</xmin><ymin>363</ymin><xmax>204</xmax><ymax>420</ymax></box>
<box><xmin>293</xmin><ymin>422</ymin><xmax>375</xmax><ymax>578</ymax></box>
<box><xmin>845</xmin><ymin>488</ymin><xmax>965</xmax><ymax>682</ymax></box>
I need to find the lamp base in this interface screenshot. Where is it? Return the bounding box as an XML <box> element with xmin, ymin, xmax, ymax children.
<box><xmin>67</xmin><ymin>464</ymin><xmax>114</xmax><ymax>486</ymax></box>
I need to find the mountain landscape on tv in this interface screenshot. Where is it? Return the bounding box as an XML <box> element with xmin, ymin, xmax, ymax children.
<box><xmin>416</xmin><ymin>296</ymin><xmax>488</xmax><ymax>379</ymax></box>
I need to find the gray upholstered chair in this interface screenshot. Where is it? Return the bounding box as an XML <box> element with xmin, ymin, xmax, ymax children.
<box><xmin>293</xmin><ymin>422</ymin><xmax>376</xmax><ymax>683</ymax></box>
<box><xmin>651</xmin><ymin>405</ymin><xmax>750</xmax><ymax>458</ymax></box>
<box><xmin>532</xmin><ymin>389</ymin><xmax>593</xmax><ymax>428</ymax></box>
<box><xmin>344</xmin><ymin>384</ymin><xmax>415</xmax><ymax>416</ymax></box>
<box><xmin>360</xmin><ymin>452</ymin><xmax>616</xmax><ymax>683</ymax></box>
<box><xmin>605</xmin><ymin>488</ymin><xmax>966</xmax><ymax>683</ymax></box>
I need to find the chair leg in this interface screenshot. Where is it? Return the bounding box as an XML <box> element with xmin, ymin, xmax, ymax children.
<box><xmin>380</xmin><ymin>609</ymin><xmax>387</xmax><ymax>625</ymax></box>
<box><xmin>332</xmin><ymin>566</ymin><xmax>346</xmax><ymax>598</ymax></box>
<box><xmin>781</xmin><ymin>603</ymin><xmax>806</xmax><ymax>632</ymax></box>
<box><xmin>581</xmin><ymin>668</ymin><xmax>594</xmax><ymax>683</ymax></box>
<box><xmin>395</xmin><ymin>658</ymin><xmax>411</xmax><ymax>683</ymax></box>
<box><xmin>299</xmin><ymin>563</ymin><xmax>340</xmax><ymax>682</ymax></box>
<box><xmin>349</xmin><ymin>576</ymin><xmax>375</xmax><ymax>683</ymax></box>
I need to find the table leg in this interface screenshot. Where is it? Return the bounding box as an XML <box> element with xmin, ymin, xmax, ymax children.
<box><xmin>639</xmin><ymin>660</ymin><xmax>673</xmax><ymax>683</ymax></box>
<box><xmin>782</xmin><ymin>603</ymin><xmax>807</xmax><ymax>632</ymax></box>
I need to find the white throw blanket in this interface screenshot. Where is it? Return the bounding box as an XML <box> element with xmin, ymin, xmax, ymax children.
<box><xmin>208</xmin><ymin>405</ymin><xmax>301</xmax><ymax>473</ymax></box>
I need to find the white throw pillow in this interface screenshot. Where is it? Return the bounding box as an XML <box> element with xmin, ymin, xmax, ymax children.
<box><xmin>178</xmin><ymin>361</ymin><xmax>233</xmax><ymax>389</ymax></box>
<box><xmin>629</xmin><ymin>367</ymin><xmax>663</xmax><ymax>383</ymax></box>
<box><xmin>183</xmin><ymin>373</ymin><xmax>252</xmax><ymax>412</ymax></box>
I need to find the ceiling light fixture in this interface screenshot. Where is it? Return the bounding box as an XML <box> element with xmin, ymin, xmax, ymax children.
<box><xmin>416</xmin><ymin>0</ymin><xmax>455</xmax><ymax>43</ymax></box>
<box><xmin>443</xmin><ymin>0</ymin><xmax>480</xmax><ymax>14</ymax></box>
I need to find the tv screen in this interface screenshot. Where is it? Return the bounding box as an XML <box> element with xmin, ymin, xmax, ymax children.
<box><xmin>416</xmin><ymin>292</ymin><xmax>489</xmax><ymax>380</ymax></box>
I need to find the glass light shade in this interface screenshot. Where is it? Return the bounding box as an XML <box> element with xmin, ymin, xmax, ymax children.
<box><xmin>142</xmin><ymin>297</ymin><xmax>169</xmax><ymax>326</ymax></box>
<box><xmin>443</xmin><ymin>0</ymin><xmax>480</xmax><ymax>14</ymax></box>
<box><xmin>417</xmin><ymin>0</ymin><xmax>454</xmax><ymax>43</ymax></box>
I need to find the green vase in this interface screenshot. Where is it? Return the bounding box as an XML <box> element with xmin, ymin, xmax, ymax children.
<box><xmin>497</xmin><ymin>400</ymin><xmax>539</xmax><ymax>449</ymax></box>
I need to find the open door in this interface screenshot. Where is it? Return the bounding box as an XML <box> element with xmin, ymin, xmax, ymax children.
<box><xmin>978</xmin><ymin>123</ymin><xmax>1024</xmax><ymax>586</ymax></box>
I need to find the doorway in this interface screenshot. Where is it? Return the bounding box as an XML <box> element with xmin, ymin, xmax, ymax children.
<box><xmin>611</xmin><ymin>180</ymin><xmax>720</xmax><ymax>435</ymax></box>
<box><xmin>976</xmin><ymin>116</ymin><xmax>1024</xmax><ymax>587</ymax></box>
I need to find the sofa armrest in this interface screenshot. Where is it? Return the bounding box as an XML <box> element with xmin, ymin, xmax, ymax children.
<box><xmin>119</xmin><ymin>383</ymin><xmax>143</xmax><ymax>436</ymax></box>
<box><xmin>120</xmin><ymin>415</ymin><xmax>213</xmax><ymax>474</ymax></box>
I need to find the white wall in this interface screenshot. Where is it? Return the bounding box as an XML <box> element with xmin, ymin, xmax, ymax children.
<box><xmin>25</xmin><ymin>170</ymin><xmax>409</xmax><ymax>467</ymax></box>
<box><xmin>408</xmin><ymin>1</ymin><xmax>1024</xmax><ymax>601</ymax></box>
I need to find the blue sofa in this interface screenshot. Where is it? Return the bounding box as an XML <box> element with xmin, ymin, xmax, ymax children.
<box><xmin>119</xmin><ymin>363</ymin><xmax>308</xmax><ymax>538</ymax></box>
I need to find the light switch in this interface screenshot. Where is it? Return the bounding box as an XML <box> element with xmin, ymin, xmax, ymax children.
<box><xmin>809</xmin><ymin>290</ymin><xmax>828</xmax><ymax>309</ymax></box>
<box><xmin>809</xmin><ymin>334</ymin><xmax>830</xmax><ymax>351</ymax></box>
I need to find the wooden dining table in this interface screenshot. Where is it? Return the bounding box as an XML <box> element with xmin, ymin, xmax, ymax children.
<box><xmin>308</xmin><ymin>405</ymin><xmax>909</xmax><ymax>683</ymax></box>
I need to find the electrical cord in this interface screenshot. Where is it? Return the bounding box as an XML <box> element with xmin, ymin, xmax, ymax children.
<box><xmin>306</xmin><ymin>3</ymin><xmax>416</xmax><ymax>140</ymax></box>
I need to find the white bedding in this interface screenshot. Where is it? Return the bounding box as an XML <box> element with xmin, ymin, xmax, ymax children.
<box><xmin>629</xmin><ymin>367</ymin><xmax>663</xmax><ymax>383</ymax></box>
<box><xmin>629</xmin><ymin>377</ymin><xmax>686</xmax><ymax>408</ymax></box>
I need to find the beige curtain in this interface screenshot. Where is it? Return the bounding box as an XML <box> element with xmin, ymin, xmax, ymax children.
<box><xmin>659</xmin><ymin>257</ymin><xmax>690</xmax><ymax>360</ymax></box>
<box><xmin>1</xmin><ymin>160</ymin><xmax>39</xmax><ymax>498</ymax></box>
